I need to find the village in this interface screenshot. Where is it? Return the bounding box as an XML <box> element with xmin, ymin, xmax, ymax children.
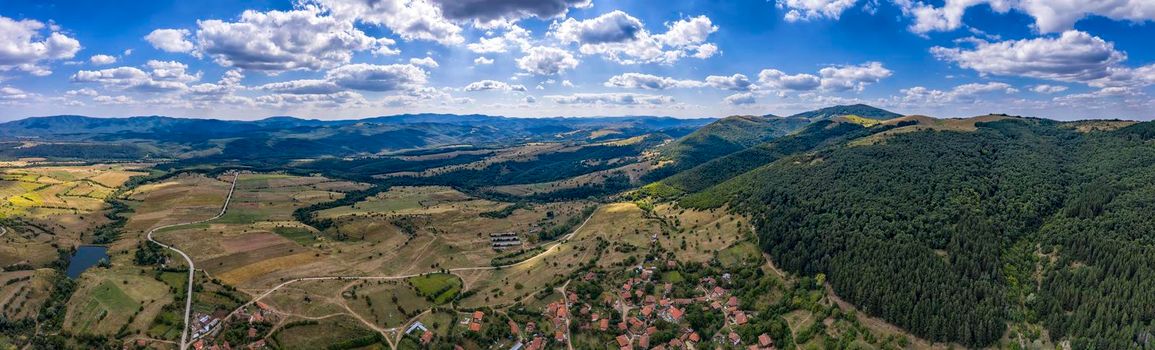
<box><xmin>427</xmin><ymin>259</ymin><xmax>780</xmax><ymax>350</ymax></box>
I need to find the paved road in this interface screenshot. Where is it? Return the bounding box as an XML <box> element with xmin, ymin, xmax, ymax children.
<box><xmin>146</xmin><ymin>173</ymin><xmax>238</xmax><ymax>350</ymax></box>
<box><xmin>225</xmin><ymin>209</ymin><xmax>597</xmax><ymax>321</ymax></box>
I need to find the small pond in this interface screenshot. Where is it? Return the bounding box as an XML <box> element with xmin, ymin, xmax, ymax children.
<box><xmin>66</xmin><ymin>245</ymin><xmax>109</xmax><ymax>279</ymax></box>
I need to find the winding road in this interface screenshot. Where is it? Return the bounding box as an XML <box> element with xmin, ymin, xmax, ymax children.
<box><xmin>0</xmin><ymin>225</ymin><xmax>7</xmax><ymax>238</ymax></box>
<box><xmin>146</xmin><ymin>173</ymin><xmax>238</xmax><ymax>350</ymax></box>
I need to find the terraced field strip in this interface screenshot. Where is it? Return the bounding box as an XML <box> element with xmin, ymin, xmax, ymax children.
<box><xmin>145</xmin><ymin>173</ymin><xmax>237</xmax><ymax>350</ymax></box>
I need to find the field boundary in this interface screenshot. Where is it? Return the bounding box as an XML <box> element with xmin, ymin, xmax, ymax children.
<box><xmin>221</xmin><ymin>208</ymin><xmax>597</xmax><ymax>344</ymax></box>
<box><xmin>145</xmin><ymin>173</ymin><xmax>237</xmax><ymax>350</ymax></box>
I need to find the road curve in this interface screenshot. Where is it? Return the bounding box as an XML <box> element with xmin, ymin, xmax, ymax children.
<box><xmin>146</xmin><ymin>173</ymin><xmax>238</xmax><ymax>350</ymax></box>
<box><xmin>0</xmin><ymin>225</ymin><xmax>7</xmax><ymax>238</ymax></box>
<box><xmin>226</xmin><ymin>209</ymin><xmax>597</xmax><ymax>320</ymax></box>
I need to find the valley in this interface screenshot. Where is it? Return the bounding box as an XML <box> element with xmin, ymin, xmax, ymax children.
<box><xmin>0</xmin><ymin>107</ymin><xmax>1151</xmax><ymax>350</ymax></box>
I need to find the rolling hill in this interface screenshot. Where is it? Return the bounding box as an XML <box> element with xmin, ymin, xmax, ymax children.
<box><xmin>786</xmin><ymin>103</ymin><xmax>902</xmax><ymax>120</ymax></box>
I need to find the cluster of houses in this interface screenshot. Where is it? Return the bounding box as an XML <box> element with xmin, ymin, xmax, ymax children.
<box><xmin>186</xmin><ymin>301</ymin><xmax>277</xmax><ymax>350</ymax></box>
<box><xmin>423</xmin><ymin>263</ymin><xmax>778</xmax><ymax>349</ymax></box>
<box><xmin>504</xmin><ymin>298</ymin><xmax>564</xmax><ymax>350</ymax></box>
<box><xmin>591</xmin><ymin>265</ymin><xmax>777</xmax><ymax>350</ymax></box>
<box><xmin>490</xmin><ymin>232</ymin><xmax>522</xmax><ymax>250</ymax></box>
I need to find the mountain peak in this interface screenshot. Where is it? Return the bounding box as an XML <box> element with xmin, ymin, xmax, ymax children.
<box><xmin>788</xmin><ymin>104</ymin><xmax>902</xmax><ymax>121</ymax></box>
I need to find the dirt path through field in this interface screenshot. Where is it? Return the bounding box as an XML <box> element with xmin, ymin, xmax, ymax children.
<box><xmin>146</xmin><ymin>173</ymin><xmax>237</xmax><ymax>350</ymax></box>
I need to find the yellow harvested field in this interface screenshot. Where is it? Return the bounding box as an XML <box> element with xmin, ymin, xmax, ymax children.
<box><xmin>216</xmin><ymin>252</ymin><xmax>325</xmax><ymax>286</ymax></box>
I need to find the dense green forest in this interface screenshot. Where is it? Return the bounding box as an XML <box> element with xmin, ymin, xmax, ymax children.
<box><xmin>652</xmin><ymin>115</ymin><xmax>809</xmax><ymax>179</ymax></box>
<box><xmin>390</xmin><ymin>135</ymin><xmax>664</xmax><ymax>190</ymax></box>
<box><xmin>654</xmin><ymin>120</ymin><xmax>891</xmax><ymax>194</ymax></box>
<box><xmin>679</xmin><ymin>118</ymin><xmax>1155</xmax><ymax>348</ymax></box>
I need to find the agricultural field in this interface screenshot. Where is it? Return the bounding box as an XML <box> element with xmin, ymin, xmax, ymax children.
<box><xmin>118</xmin><ymin>173</ymin><xmax>234</xmax><ymax>248</ymax></box>
<box><xmin>316</xmin><ymin>186</ymin><xmax>593</xmax><ymax>275</ymax></box>
<box><xmin>270</xmin><ymin>315</ymin><xmax>379</xmax><ymax>350</ymax></box>
<box><xmin>62</xmin><ymin>266</ymin><xmax>172</xmax><ymax>336</ymax></box>
<box><xmin>147</xmin><ymin>173</ymin><xmax>365</xmax><ymax>289</ymax></box>
<box><xmin>455</xmin><ymin>202</ymin><xmax>656</xmax><ymax>308</ymax></box>
<box><xmin>0</xmin><ymin>269</ymin><xmax>55</xmax><ymax>322</ymax></box>
<box><xmin>0</xmin><ymin>163</ymin><xmax>148</xmax><ymax>243</ymax></box>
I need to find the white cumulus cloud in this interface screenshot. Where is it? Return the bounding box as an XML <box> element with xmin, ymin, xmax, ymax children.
<box><xmin>196</xmin><ymin>6</ymin><xmax>396</xmax><ymax>72</ymax></box>
<box><xmin>777</xmin><ymin>0</ymin><xmax>859</xmax><ymax>22</ymax></box>
<box><xmin>0</xmin><ymin>16</ymin><xmax>81</xmax><ymax>76</ymax></box>
<box><xmin>705</xmin><ymin>74</ymin><xmax>755</xmax><ymax>91</ymax></box>
<box><xmin>463</xmin><ymin>79</ymin><xmax>527</xmax><ymax>92</ymax></box>
<box><xmin>931</xmin><ymin>31</ymin><xmax>1126</xmax><ymax>83</ymax></box>
<box><xmin>90</xmin><ymin>54</ymin><xmax>117</xmax><ymax>65</ymax></box>
<box><xmin>896</xmin><ymin>0</ymin><xmax>1155</xmax><ymax>34</ymax></box>
<box><xmin>145</xmin><ymin>29</ymin><xmax>195</xmax><ymax>53</ymax></box>
<box><xmin>516</xmin><ymin>46</ymin><xmax>579</xmax><ymax>76</ymax></box>
<box><xmin>547</xmin><ymin>92</ymin><xmax>674</xmax><ymax>105</ymax></box>
<box><xmin>550</xmin><ymin>12</ymin><xmax>718</xmax><ymax>65</ymax></box>
<box><xmin>724</xmin><ymin>92</ymin><xmax>757</xmax><ymax>105</ymax></box>
<box><xmin>604</xmin><ymin>73</ymin><xmax>704</xmax><ymax>90</ymax></box>
<box><xmin>309</xmin><ymin>0</ymin><xmax>464</xmax><ymax>45</ymax></box>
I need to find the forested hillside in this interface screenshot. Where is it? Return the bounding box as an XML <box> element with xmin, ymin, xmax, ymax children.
<box><xmin>677</xmin><ymin>118</ymin><xmax>1155</xmax><ymax>348</ymax></box>
<box><xmin>649</xmin><ymin>115</ymin><xmax>810</xmax><ymax>181</ymax></box>
<box><xmin>786</xmin><ymin>104</ymin><xmax>903</xmax><ymax>120</ymax></box>
<box><xmin>652</xmin><ymin>119</ymin><xmax>889</xmax><ymax>195</ymax></box>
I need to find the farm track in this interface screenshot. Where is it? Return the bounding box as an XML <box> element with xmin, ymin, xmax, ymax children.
<box><xmin>145</xmin><ymin>173</ymin><xmax>237</xmax><ymax>350</ymax></box>
<box><xmin>222</xmin><ymin>210</ymin><xmax>597</xmax><ymax>344</ymax></box>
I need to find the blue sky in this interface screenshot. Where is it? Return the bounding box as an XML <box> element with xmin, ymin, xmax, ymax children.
<box><xmin>1</xmin><ymin>0</ymin><xmax>1153</xmax><ymax>120</ymax></box>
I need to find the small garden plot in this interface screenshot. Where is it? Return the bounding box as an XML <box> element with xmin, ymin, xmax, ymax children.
<box><xmin>408</xmin><ymin>273</ymin><xmax>463</xmax><ymax>304</ymax></box>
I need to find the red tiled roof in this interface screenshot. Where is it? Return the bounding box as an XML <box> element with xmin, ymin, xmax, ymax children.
<box><xmin>616</xmin><ymin>335</ymin><xmax>630</xmax><ymax>347</ymax></box>
<box><xmin>759</xmin><ymin>333</ymin><xmax>774</xmax><ymax>347</ymax></box>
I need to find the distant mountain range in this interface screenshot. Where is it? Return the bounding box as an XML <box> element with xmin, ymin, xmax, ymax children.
<box><xmin>0</xmin><ymin>114</ymin><xmax>715</xmax><ymax>161</ymax></box>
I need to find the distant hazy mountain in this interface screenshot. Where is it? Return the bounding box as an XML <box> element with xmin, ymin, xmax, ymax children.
<box><xmin>0</xmin><ymin>114</ymin><xmax>713</xmax><ymax>161</ymax></box>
